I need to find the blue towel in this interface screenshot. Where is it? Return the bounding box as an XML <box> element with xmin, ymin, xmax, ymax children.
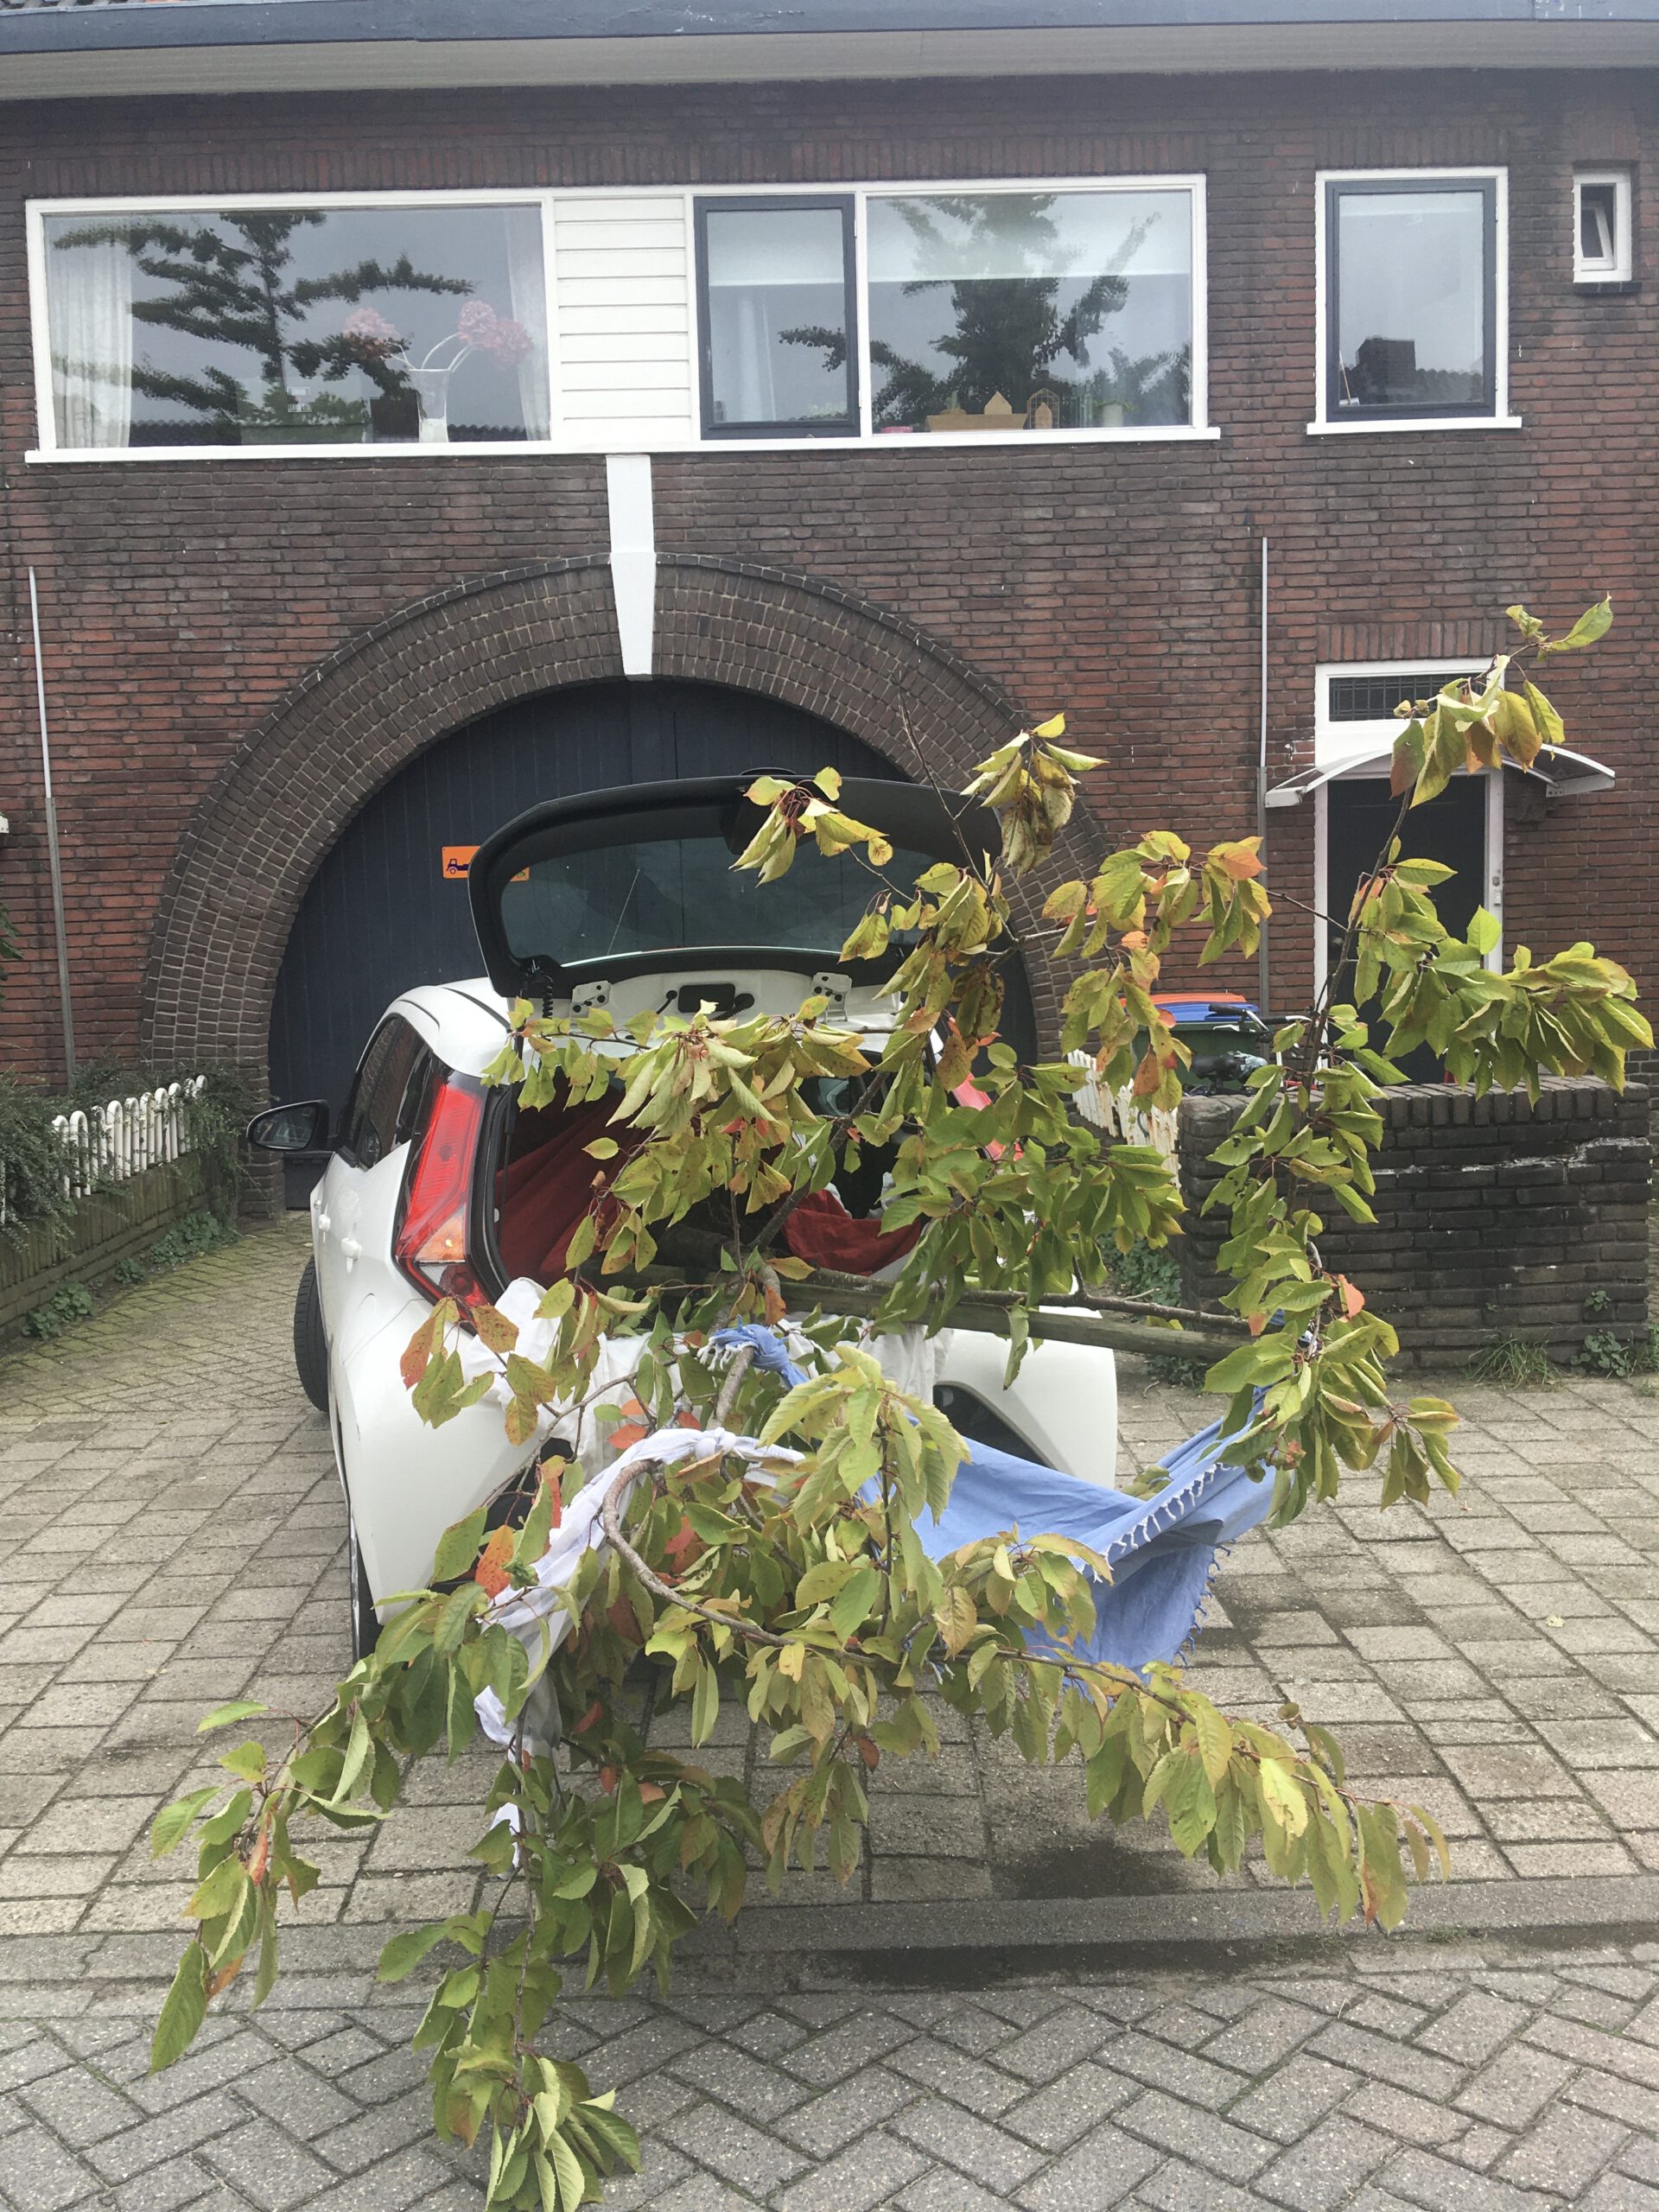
<box><xmin>920</xmin><ymin>1420</ymin><xmax>1272</xmax><ymax>1672</ymax></box>
<box><xmin>711</xmin><ymin>1324</ymin><xmax>1270</xmax><ymax>1672</ymax></box>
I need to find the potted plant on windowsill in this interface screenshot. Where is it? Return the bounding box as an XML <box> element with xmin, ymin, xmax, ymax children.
<box><xmin>344</xmin><ymin>302</ymin><xmax>534</xmax><ymax>445</ymax></box>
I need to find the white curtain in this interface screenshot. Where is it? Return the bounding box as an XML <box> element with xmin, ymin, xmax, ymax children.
<box><xmin>505</xmin><ymin>208</ymin><xmax>551</xmax><ymax>442</ymax></box>
<box><xmin>48</xmin><ymin>231</ymin><xmax>134</xmax><ymax>449</ymax></box>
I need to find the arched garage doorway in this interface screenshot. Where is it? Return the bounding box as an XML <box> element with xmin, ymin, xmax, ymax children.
<box><xmin>145</xmin><ymin>558</ymin><xmax>1091</xmax><ymax>1105</ymax></box>
<box><xmin>269</xmin><ymin>677</ymin><xmax>904</xmax><ymax>1129</ymax></box>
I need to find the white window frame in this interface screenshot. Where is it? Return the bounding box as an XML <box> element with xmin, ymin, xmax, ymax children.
<box><xmin>1308</xmin><ymin>167</ymin><xmax>1521</xmax><ymax>435</ymax></box>
<box><xmin>692</xmin><ymin>173</ymin><xmax>1211</xmax><ymax>449</ymax></box>
<box><xmin>25</xmin><ymin>175</ymin><xmax>1214</xmax><ymax>463</ymax></box>
<box><xmin>1573</xmin><ymin>168</ymin><xmax>1633</xmax><ymax>284</ymax></box>
<box><xmin>1313</xmin><ymin>656</ymin><xmax>1479</xmax><ymax>768</ymax></box>
<box><xmin>27</xmin><ymin>188</ymin><xmax>561</xmax><ymax>464</ymax></box>
<box><xmin>1311</xmin><ymin>658</ymin><xmax>1503</xmax><ymax>990</ymax></box>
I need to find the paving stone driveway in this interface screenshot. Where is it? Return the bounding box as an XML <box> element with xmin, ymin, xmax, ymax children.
<box><xmin>5</xmin><ymin>1940</ymin><xmax>1659</xmax><ymax>2210</ymax></box>
<box><xmin>3</xmin><ymin>1217</ymin><xmax>1659</xmax><ymax>2209</ymax></box>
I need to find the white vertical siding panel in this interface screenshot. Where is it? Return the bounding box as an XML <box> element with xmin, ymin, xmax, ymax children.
<box><xmin>552</xmin><ymin>194</ymin><xmax>696</xmax><ymax>448</ymax></box>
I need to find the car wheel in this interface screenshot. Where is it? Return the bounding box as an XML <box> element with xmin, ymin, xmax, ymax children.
<box><xmin>347</xmin><ymin>1515</ymin><xmax>380</xmax><ymax>1662</ymax></box>
<box><xmin>293</xmin><ymin>1257</ymin><xmax>329</xmax><ymax>1413</ymax></box>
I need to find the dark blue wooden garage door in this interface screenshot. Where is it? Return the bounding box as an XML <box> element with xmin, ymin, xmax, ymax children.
<box><xmin>268</xmin><ymin>678</ymin><xmax>901</xmax><ymax>1139</ymax></box>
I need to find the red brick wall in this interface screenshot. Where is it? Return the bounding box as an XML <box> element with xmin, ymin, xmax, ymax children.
<box><xmin>0</xmin><ymin>68</ymin><xmax>1652</xmax><ymax>1082</ymax></box>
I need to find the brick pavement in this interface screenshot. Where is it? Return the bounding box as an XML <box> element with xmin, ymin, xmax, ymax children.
<box><xmin>3</xmin><ymin>1942</ymin><xmax>1659</xmax><ymax>2209</ymax></box>
<box><xmin>2</xmin><ymin>1218</ymin><xmax>1659</xmax><ymax>2207</ymax></box>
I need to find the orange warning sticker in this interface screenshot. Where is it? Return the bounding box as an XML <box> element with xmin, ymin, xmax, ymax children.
<box><xmin>442</xmin><ymin>847</ymin><xmax>526</xmax><ymax>881</ymax></box>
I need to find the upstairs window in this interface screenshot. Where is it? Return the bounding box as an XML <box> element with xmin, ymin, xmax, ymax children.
<box><xmin>692</xmin><ymin>179</ymin><xmax>1205</xmax><ymax>443</ymax></box>
<box><xmin>865</xmin><ymin>188</ymin><xmax>1192</xmax><ymax>435</ymax></box>
<box><xmin>696</xmin><ymin>198</ymin><xmax>858</xmax><ymax>437</ymax></box>
<box><xmin>1321</xmin><ymin>175</ymin><xmax>1500</xmax><ymax>423</ymax></box>
<box><xmin>40</xmin><ymin>197</ymin><xmax>550</xmax><ymax>454</ymax></box>
<box><xmin>1574</xmin><ymin>170</ymin><xmax>1632</xmax><ymax>283</ymax></box>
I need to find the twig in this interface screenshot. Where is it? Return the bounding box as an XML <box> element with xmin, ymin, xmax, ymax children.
<box><xmin>597</xmin><ymin>1428</ymin><xmax>791</xmax><ymax>1653</ymax></box>
<box><xmin>714</xmin><ymin>1342</ymin><xmax>755</xmax><ymax>1426</ymax></box>
<box><xmin>632</xmin><ymin>1265</ymin><xmax>1241</xmax><ymax>1361</ymax></box>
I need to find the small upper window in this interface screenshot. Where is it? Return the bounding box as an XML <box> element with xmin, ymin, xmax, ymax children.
<box><xmin>1315</xmin><ymin>661</ymin><xmax>1477</xmax><ymax>769</ymax></box>
<box><xmin>1574</xmin><ymin>171</ymin><xmax>1632</xmax><ymax>283</ymax></box>
<box><xmin>41</xmin><ymin>200</ymin><xmax>550</xmax><ymax>453</ymax></box>
<box><xmin>696</xmin><ymin>198</ymin><xmax>858</xmax><ymax>437</ymax></box>
<box><xmin>1324</xmin><ymin>176</ymin><xmax>1498</xmax><ymax>421</ymax></box>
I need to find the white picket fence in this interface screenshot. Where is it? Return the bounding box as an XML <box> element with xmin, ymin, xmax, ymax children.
<box><xmin>48</xmin><ymin>1077</ymin><xmax>207</xmax><ymax>1204</ymax></box>
<box><xmin>1069</xmin><ymin>1051</ymin><xmax>1180</xmax><ymax>1176</ymax></box>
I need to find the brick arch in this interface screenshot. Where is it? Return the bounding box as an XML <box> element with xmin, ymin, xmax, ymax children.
<box><xmin>143</xmin><ymin>555</ymin><xmax>1091</xmax><ymax>1074</ymax></box>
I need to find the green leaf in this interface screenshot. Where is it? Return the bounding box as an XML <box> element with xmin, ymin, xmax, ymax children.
<box><xmin>827</xmin><ymin>1566</ymin><xmax>880</xmax><ymax>1642</ymax></box>
<box><xmin>1554</xmin><ymin>595</ymin><xmax>1612</xmax><ymax>652</ymax></box>
<box><xmin>1466</xmin><ymin>906</ymin><xmax>1501</xmax><ymax>956</ymax></box>
<box><xmin>690</xmin><ymin>1661</ymin><xmax>720</xmax><ymax>1749</ymax></box>
<box><xmin>149</xmin><ymin>1942</ymin><xmax>209</xmax><ymax>2073</ymax></box>
<box><xmin>197</xmin><ymin>1700</ymin><xmax>269</xmax><ymax>1735</ymax></box>
<box><xmin>150</xmin><ymin>1788</ymin><xmax>219</xmax><ymax>1860</ymax></box>
<box><xmin>377</xmin><ymin>1924</ymin><xmax>453</xmax><ymax>1984</ymax></box>
<box><xmin>547</xmin><ymin>2127</ymin><xmax>586</xmax><ymax>2212</ymax></box>
<box><xmin>197</xmin><ymin>1789</ymin><xmax>253</xmax><ymax>1847</ymax></box>
<box><xmin>432</xmin><ymin>1507</ymin><xmax>489</xmax><ymax>1584</ymax></box>
<box><xmin>186</xmin><ymin>1853</ymin><xmax>248</xmax><ymax>1923</ymax></box>
<box><xmin>219</xmin><ymin>1740</ymin><xmax>268</xmax><ymax>1784</ymax></box>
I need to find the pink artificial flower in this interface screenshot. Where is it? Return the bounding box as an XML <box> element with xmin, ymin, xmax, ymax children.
<box><xmin>480</xmin><ymin>315</ymin><xmax>534</xmax><ymax>368</ymax></box>
<box><xmin>454</xmin><ymin>301</ymin><xmax>534</xmax><ymax>369</ymax></box>
<box><xmin>341</xmin><ymin>305</ymin><xmax>400</xmax><ymax>361</ymax></box>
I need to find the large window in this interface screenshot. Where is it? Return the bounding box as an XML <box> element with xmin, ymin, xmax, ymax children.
<box><xmin>1321</xmin><ymin>175</ymin><xmax>1499</xmax><ymax>424</ymax></box>
<box><xmin>693</xmin><ymin>179</ymin><xmax>1204</xmax><ymax>442</ymax></box>
<box><xmin>866</xmin><ymin>188</ymin><xmax>1192</xmax><ymax>434</ymax></box>
<box><xmin>696</xmin><ymin>199</ymin><xmax>858</xmax><ymax>436</ymax></box>
<box><xmin>30</xmin><ymin>179</ymin><xmax>1208</xmax><ymax>461</ymax></box>
<box><xmin>39</xmin><ymin>197</ymin><xmax>550</xmax><ymax>453</ymax></box>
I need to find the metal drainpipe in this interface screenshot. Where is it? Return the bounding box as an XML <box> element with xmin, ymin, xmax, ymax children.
<box><xmin>1256</xmin><ymin>536</ymin><xmax>1270</xmax><ymax>1018</ymax></box>
<box><xmin>29</xmin><ymin>567</ymin><xmax>77</xmax><ymax>1085</ymax></box>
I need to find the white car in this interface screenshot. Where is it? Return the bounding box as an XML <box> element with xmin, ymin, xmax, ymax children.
<box><xmin>248</xmin><ymin>775</ymin><xmax>1117</xmax><ymax>1658</ymax></box>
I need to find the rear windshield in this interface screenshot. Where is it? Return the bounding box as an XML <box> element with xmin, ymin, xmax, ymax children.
<box><xmin>499</xmin><ymin>831</ymin><xmax>939</xmax><ymax>968</ymax></box>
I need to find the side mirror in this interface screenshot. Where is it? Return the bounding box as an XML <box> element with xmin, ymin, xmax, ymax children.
<box><xmin>246</xmin><ymin>1100</ymin><xmax>331</xmax><ymax>1154</ymax></box>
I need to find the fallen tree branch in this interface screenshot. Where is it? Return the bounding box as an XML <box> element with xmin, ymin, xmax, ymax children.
<box><xmin>629</xmin><ymin>1267</ymin><xmax>1241</xmax><ymax>1363</ymax></box>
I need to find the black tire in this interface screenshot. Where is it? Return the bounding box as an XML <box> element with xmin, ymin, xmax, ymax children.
<box><xmin>347</xmin><ymin>1514</ymin><xmax>380</xmax><ymax>1662</ymax></box>
<box><xmin>293</xmin><ymin>1257</ymin><xmax>329</xmax><ymax>1413</ymax></box>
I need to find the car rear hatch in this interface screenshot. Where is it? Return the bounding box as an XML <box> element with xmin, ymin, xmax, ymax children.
<box><xmin>467</xmin><ymin>772</ymin><xmax>1023</xmax><ymax>1294</ymax></box>
<box><xmin>467</xmin><ymin>772</ymin><xmax>1004</xmax><ymax>1007</ymax></box>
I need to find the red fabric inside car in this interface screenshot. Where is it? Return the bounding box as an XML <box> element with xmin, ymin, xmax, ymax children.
<box><xmin>496</xmin><ymin>1093</ymin><xmax>643</xmax><ymax>1283</ymax></box>
<box><xmin>782</xmin><ymin>1187</ymin><xmax>925</xmax><ymax>1276</ymax></box>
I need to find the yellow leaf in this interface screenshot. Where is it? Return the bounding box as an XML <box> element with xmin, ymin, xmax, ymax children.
<box><xmin>1033</xmin><ymin>713</ymin><xmax>1067</xmax><ymax>739</ymax></box>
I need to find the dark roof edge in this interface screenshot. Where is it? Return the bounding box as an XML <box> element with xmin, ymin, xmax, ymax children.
<box><xmin>5</xmin><ymin>0</ymin><xmax>1659</xmax><ymax>60</ymax></box>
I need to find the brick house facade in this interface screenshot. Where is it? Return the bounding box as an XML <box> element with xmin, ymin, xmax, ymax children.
<box><xmin>0</xmin><ymin>3</ymin><xmax>1654</xmax><ymax>1103</ymax></box>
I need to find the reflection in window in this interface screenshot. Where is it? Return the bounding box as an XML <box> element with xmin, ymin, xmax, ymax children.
<box><xmin>866</xmin><ymin>190</ymin><xmax>1192</xmax><ymax>435</ymax></box>
<box><xmin>701</xmin><ymin>202</ymin><xmax>855</xmax><ymax>433</ymax></box>
<box><xmin>501</xmin><ymin>832</ymin><xmax>936</xmax><ymax>967</ymax></box>
<box><xmin>1329</xmin><ymin>183</ymin><xmax>1493</xmax><ymax>416</ymax></box>
<box><xmin>42</xmin><ymin>202</ymin><xmax>550</xmax><ymax>450</ymax></box>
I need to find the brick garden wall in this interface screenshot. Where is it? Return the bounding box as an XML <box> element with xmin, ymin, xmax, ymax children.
<box><xmin>0</xmin><ymin>69</ymin><xmax>1653</xmax><ymax>1086</ymax></box>
<box><xmin>1177</xmin><ymin>1080</ymin><xmax>1653</xmax><ymax>1367</ymax></box>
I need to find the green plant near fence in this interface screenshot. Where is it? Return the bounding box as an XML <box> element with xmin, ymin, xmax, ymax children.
<box><xmin>0</xmin><ymin>1061</ymin><xmax>254</xmax><ymax>1247</ymax></box>
<box><xmin>22</xmin><ymin>1281</ymin><xmax>93</xmax><ymax>1340</ymax></box>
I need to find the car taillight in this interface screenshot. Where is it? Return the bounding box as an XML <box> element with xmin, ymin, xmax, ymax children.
<box><xmin>394</xmin><ymin>1074</ymin><xmax>486</xmax><ymax>1306</ymax></box>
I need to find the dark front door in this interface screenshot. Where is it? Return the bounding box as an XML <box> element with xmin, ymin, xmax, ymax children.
<box><xmin>1325</xmin><ymin>773</ymin><xmax>1487</xmax><ymax>1081</ymax></box>
<box><xmin>269</xmin><ymin>680</ymin><xmax>904</xmax><ymax>1179</ymax></box>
